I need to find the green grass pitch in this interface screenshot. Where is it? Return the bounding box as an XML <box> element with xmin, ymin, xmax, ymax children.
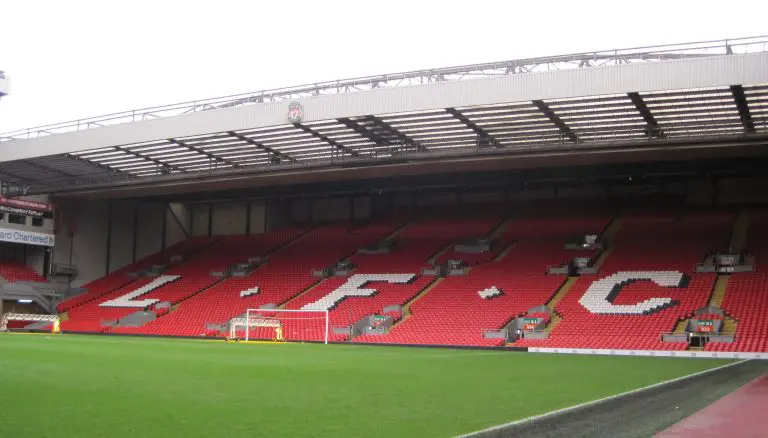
<box><xmin>0</xmin><ymin>334</ymin><xmax>731</xmax><ymax>437</ymax></box>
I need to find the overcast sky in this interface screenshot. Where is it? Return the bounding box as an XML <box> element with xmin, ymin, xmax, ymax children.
<box><xmin>1</xmin><ymin>0</ymin><xmax>766</xmax><ymax>133</ymax></box>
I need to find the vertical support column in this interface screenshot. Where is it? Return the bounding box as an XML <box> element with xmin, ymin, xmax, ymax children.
<box><xmin>131</xmin><ymin>202</ymin><xmax>139</xmax><ymax>263</ymax></box>
<box><xmin>189</xmin><ymin>204</ymin><xmax>195</xmax><ymax>237</ymax></box>
<box><xmin>105</xmin><ymin>201</ymin><xmax>113</xmax><ymax>274</ymax></box>
<box><xmin>245</xmin><ymin>202</ymin><xmax>252</xmax><ymax>235</ymax></box>
<box><xmin>207</xmin><ymin>203</ymin><xmax>213</xmax><ymax>237</ymax></box>
<box><xmin>161</xmin><ymin>204</ymin><xmax>168</xmax><ymax>250</ymax></box>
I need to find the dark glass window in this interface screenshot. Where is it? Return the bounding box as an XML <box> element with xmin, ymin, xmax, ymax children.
<box><xmin>8</xmin><ymin>214</ymin><xmax>26</xmax><ymax>225</ymax></box>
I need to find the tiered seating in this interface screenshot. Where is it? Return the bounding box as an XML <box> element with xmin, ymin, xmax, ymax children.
<box><xmin>706</xmin><ymin>274</ymin><xmax>768</xmax><ymax>352</ymax></box>
<box><xmin>57</xmin><ymin>237</ymin><xmax>216</xmax><ymax>312</ymax></box>
<box><xmin>95</xmin><ymin>231</ymin><xmax>305</xmax><ymax>335</ymax></box>
<box><xmin>129</xmin><ymin>221</ymin><xmax>397</xmax><ymax>337</ymax></box>
<box><xmin>707</xmin><ymin>212</ymin><xmax>768</xmax><ymax>353</ymax></box>
<box><xmin>516</xmin><ymin>212</ymin><xmax>733</xmax><ymax>350</ymax></box>
<box><xmin>357</xmin><ymin>212</ymin><xmax>610</xmax><ymax>346</ymax></box>
<box><xmin>61</xmin><ymin>277</ymin><xmax>163</xmax><ymax>332</ymax></box>
<box><xmin>0</xmin><ymin>259</ymin><xmax>47</xmax><ymax>283</ymax></box>
<box><xmin>58</xmin><ymin>203</ymin><xmax>768</xmax><ymax>353</ymax></box>
<box><xmin>287</xmin><ymin>211</ymin><xmax>506</xmax><ymax>341</ymax></box>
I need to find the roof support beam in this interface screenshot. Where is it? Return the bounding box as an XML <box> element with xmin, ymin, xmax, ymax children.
<box><xmin>0</xmin><ymin>170</ymin><xmax>49</xmax><ymax>188</ymax></box>
<box><xmin>226</xmin><ymin>132</ymin><xmax>297</xmax><ymax>163</ymax></box>
<box><xmin>531</xmin><ymin>100</ymin><xmax>578</xmax><ymax>142</ymax></box>
<box><xmin>730</xmin><ymin>85</ymin><xmax>756</xmax><ymax>133</ymax></box>
<box><xmin>114</xmin><ymin>146</ymin><xmax>185</xmax><ymax>174</ymax></box>
<box><xmin>22</xmin><ymin>161</ymin><xmax>77</xmax><ymax>178</ymax></box>
<box><xmin>627</xmin><ymin>92</ymin><xmax>665</xmax><ymax>138</ymax></box>
<box><xmin>445</xmin><ymin>107</ymin><xmax>500</xmax><ymax>147</ymax></box>
<box><xmin>292</xmin><ymin>123</ymin><xmax>360</xmax><ymax>157</ymax></box>
<box><xmin>362</xmin><ymin>115</ymin><xmax>426</xmax><ymax>151</ymax></box>
<box><xmin>168</xmin><ymin>138</ymin><xmax>240</xmax><ymax>169</ymax></box>
<box><xmin>337</xmin><ymin>117</ymin><xmax>391</xmax><ymax>147</ymax></box>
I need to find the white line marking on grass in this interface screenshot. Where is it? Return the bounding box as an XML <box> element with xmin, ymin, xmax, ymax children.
<box><xmin>343</xmin><ymin>348</ymin><xmax>509</xmax><ymax>359</ymax></box>
<box><xmin>455</xmin><ymin>359</ymin><xmax>748</xmax><ymax>438</ymax></box>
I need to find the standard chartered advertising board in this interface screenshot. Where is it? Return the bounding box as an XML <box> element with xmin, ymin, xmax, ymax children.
<box><xmin>0</xmin><ymin>228</ymin><xmax>55</xmax><ymax>246</ymax></box>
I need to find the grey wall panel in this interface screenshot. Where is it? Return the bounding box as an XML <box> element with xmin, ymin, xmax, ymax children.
<box><xmin>291</xmin><ymin>199</ymin><xmax>310</xmax><ymax>223</ymax></box>
<box><xmin>70</xmin><ymin>201</ymin><xmax>109</xmax><ymax>287</ymax></box>
<box><xmin>717</xmin><ymin>176</ymin><xmax>768</xmax><ymax>204</ymax></box>
<box><xmin>311</xmin><ymin>198</ymin><xmax>350</xmax><ymax>222</ymax></box>
<box><xmin>609</xmin><ymin>184</ymin><xmax>659</xmax><ymax>197</ymax></box>
<box><xmin>508</xmin><ymin>188</ymin><xmax>556</xmax><ymax>201</ymax></box>
<box><xmin>165</xmin><ymin>203</ymin><xmax>189</xmax><ymax>248</ymax></box>
<box><xmin>265</xmin><ymin>200</ymin><xmax>289</xmax><ymax>231</ymax></box>
<box><xmin>52</xmin><ymin>228</ymin><xmax>73</xmax><ymax>267</ymax></box>
<box><xmin>249</xmin><ymin>201</ymin><xmax>266</xmax><ymax>234</ymax></box>
<box><xmin>662</xmin><ymin>182</ymin><xmax>687</xmax><ymax>196</ymax></box>
<box><xmin>559</xmin><ymin>186</ymin><xmax>606</xmax><ymax>199</ymax></box>
<box><xmin>108</xmin><ymin>201</ymin><xmax>136</xmax><ymax>273</ymax></box>
<box><xmin>135</xmin><ymin>202</ymin><xmax>165</xmax><ymax>261</ymax></box>
<box><xmin>353</xmin><ymin>197</ymin><xmax>371</xmax><ymax>220</ymax></box>
<box><xmin>211</xmin><ymin>202</ymin><xmax>247</xmax><ymax>236</ymax></box>
<box><xmin>190</xmin><ymin>204</ymin><xmax>210</xmax><ymax>237</ymax></box>
<box><xmin>24</xmin><ymin>246</ymin><xmax>46</xmax><ymax>276</ymax></box>
<box><xmin>686</xmin><ymin>179</ymin><xmax>714</xmax><ymax>206</ymax></box>
<box><xmin>460</xmin><ymin>191</ymin><xmax>505</xmax><ymax>204</ymax></box>
<box><xmin>393</xmin><ymin>194</ymin><xmax>415</xmax><ymax>209</ymax></box>
<box><xmin>3</xmin><ymin>53</ymin><xmax>766</xmax><ymax>162</ymax></box>
<box><xmin>416</xmin><ymin>193</ymin><xmax>458</xmax><ymax>207</ymax></box>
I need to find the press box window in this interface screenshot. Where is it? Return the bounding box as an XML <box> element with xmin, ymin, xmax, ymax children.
<box><xmin>31</xmin><ymin>217</ymin><xmax>44</xmax><ymax>227</ymax></box>
<box><xmin>8</xmin><ymin>214</ymin><xmax>26</xmax><ymax>225</ymax></box>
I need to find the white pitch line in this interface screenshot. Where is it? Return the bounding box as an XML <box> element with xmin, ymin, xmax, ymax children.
<box><xmin>455</xmin><ymin>359</ymin><xmax>748</xmax><ymax>438</ymax></box>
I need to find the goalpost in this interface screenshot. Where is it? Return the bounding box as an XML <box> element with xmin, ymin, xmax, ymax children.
<box><xmin>229</xmin><ymin>309</ymin><xmax>330</xmax><ymax>344</ymax></box>
<box><xmin>1</xmin><ymin>313</ymin><xmax>60</xmax><ymax>333</ymax></box>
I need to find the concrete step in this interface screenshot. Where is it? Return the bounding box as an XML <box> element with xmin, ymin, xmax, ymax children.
<box><xmin>710</xmin><ymin>275</ymin><xmax>730</xmax><ymax>307</ymax></box>
<box><xmin>673</xmin><ymin>319</ymin><xmax>689</xmax><ymax>335</ymax></box>
<box><xmin>544</xmin><ymin>276</ymin><xmax>579</xmax><ymax>334</ymax></box>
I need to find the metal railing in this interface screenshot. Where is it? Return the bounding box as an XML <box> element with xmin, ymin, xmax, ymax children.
<box><xmin>1</xmin><ymin>36</ymin><xmax>766</xmax><ymax>143</ymax></box>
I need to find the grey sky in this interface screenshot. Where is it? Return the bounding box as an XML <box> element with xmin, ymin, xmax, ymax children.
<box><xmin>1</xmin><ymin>0</ymin><xmax>766</xmax><ymax>133</ymax></box>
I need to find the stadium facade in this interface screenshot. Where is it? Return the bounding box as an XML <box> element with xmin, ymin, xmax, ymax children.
<box><xmin>0</xmin><ymin>37</ymin><xmax>767</xmax><ymax>355</ymax></box>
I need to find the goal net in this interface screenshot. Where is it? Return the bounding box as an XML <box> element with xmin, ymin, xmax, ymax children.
<box><xmin>1</xmin><ymin>313</ymin><xmax>60</xmax><ymax>333</ymax></box>
<box><xmin>229</xmin><ymin>309</ymin><xmax>329</xmax><ymax>344</ymax></box>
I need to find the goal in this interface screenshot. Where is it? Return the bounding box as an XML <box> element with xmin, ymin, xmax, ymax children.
<box><xmin>1</xmin><ymin>313</ymin><xmax>60</xmax><ymax>333</ymax></box>
<box><xmin>229</xmin><ymin>309</ymin><xmax>330</xmax><ymax>344</ymax></box>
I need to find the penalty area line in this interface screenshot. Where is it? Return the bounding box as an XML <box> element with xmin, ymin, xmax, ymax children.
<box><xmin>455</xmin><ymin>359</ymin><xmax>748</xmax><ymax>438</ymax></box>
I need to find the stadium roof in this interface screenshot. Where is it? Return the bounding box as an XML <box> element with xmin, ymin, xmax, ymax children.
<box><xmin>0</xmin><ymin>71</ymin><xmax>7</xmax><ymax>99</ymax></box>
<box><xmin>0</xmin><ymin>36</ymin><xmax>767</xmax><ymax>198</ymax></box>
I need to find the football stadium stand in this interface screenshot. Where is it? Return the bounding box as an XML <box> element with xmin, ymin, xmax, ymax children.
<box><xmin>3</xmin><ymin>37</ymin><xmax>767</xmax><ymax>356</ymax></box>
<box><xmin>515</xmin><ymin>212</ymin><xmax>733</xmax><ymax>350</ymax></box>
<box><xmin>53</xmin><ymin>203</ymin><xmax>768</xmax><ymax>353</ymax></box>
<box><xmin>706</xmin><ymin>212</ymin><xmax>768</xmax><ymax>353</ymax></box>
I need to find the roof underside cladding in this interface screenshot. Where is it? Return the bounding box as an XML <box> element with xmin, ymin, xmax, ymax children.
<box><xmin>1</xmin><ymin>83</ymin><xmax>767</xmax><ymax>196</ymax></box>
<box><xmin>64</xmin><ymin>84</ymin><xmax>767</xmax><ymax>175</ymax></box>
